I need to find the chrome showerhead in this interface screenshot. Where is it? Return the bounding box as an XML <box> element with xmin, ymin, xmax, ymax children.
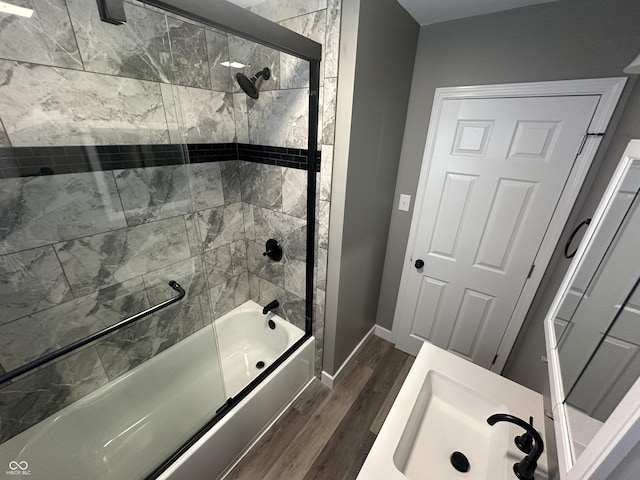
<box><xmin>236</xmin><ymin>67</ymin><xmax>271</xmax><ymax>99</ymax></box>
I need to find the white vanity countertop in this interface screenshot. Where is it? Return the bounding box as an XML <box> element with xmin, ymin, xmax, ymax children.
<box><xmin>357</xmin><ymin>341</ymin><xmax>548</xmax><ymax>480</ymax></box>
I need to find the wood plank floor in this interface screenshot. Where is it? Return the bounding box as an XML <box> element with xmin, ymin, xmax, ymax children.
<box><xmin>224</xmin><ymin>336</ymin><xmax>414</xmax><ymax>480</ymax></box>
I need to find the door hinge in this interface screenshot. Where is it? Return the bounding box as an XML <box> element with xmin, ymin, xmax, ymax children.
<box><xmin>527</xmin><ymin>264</ymin><xmax>535</xmax><ymax>279</ymax></box>
<box><xmin>577</xmin><ymin>132</ymin><xmax>606</xmax><ymax>156</ymax></box>
<box><xmin>490</xmin><ymin>354</ymin><xmax>498</xmax><ymax>367</ymax></box>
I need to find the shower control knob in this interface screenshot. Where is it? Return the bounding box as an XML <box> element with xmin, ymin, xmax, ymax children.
<box><xmin>414</xmin><ymin>259</ymin><xmax>424</xmax><ymax>269</ymax></box>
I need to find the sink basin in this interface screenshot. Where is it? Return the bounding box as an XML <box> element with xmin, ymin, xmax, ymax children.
<box><xmin>393</xmin><ymin>371</ymin><xmax>508</xmax><ymax>479</ymax></box>
<box><xmin>357</xmin><ymin>341</ymin><xmax>548</xmax><ymax>480</ymax></box>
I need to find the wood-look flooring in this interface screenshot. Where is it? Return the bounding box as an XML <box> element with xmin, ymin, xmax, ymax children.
<box><xmin>224</xmin><ymin>336</ymin><xmax>414</xmax><ymax>480</ymax></box>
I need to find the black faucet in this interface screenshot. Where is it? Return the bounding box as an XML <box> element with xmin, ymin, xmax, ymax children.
<box><xmin>262</xmin><ymin>300</ymin><xmax>279</xmax><ymax>315</ymax></box>
<box><xmin>487</xmin><ymin>413</ymin><xmax>544</xmax><ymax>480</ymax></box>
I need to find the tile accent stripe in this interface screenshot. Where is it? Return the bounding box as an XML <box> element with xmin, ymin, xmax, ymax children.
<box><xmin>0</xmin><ymin>142</ymin><xmax>320</xmax><ymax>178</ymax></box>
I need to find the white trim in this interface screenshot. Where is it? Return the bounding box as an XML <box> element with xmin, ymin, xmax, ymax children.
<box><xmin>320</xmin><ymin>325</ymin><xmax>375</xmax><ymax>389</ymax></box>
<box><xmin>544</xmin><ymin>140</ymin><xmax>640</xmax><ymax>480</ymax></box>
<box><xmin>391</xmin><ymin>77</ymin><xmax>627</xmax><ymax>369</ymax></box>
<box><xmin>374</xmin><ymin>324</ymin><xmax>395</xmax><ymax>343</ymax></box>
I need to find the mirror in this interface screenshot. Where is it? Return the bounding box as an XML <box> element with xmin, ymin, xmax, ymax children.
<box><xmin>545</xmin><ymin>139</ymin><xmax>640</xmax><ymax>476</ymax></box>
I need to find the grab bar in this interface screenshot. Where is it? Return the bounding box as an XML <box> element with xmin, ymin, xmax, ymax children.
<box><xmin>0</xmin><ymin>280</ymin><xmax>185</xmax><ymax>385</ymax></box>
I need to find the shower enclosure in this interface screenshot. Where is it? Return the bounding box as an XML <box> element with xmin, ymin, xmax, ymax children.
<box><xmin>0</xmin><ymin>0</ymin><xmax>321</xmax><ymax>477</ymax></box>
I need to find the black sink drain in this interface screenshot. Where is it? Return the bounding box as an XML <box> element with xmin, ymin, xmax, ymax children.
<box><xmin>450</xmin><ymin>451</ymin><xmax>470</xmax><ymax>473</ymax></box>
<box><xmin>256</xmin><ymin>361</ymin><xmax>265</xmax><ymax>369</ymax></box>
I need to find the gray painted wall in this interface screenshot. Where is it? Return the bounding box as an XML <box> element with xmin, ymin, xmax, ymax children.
<box><xmin>324</xmin><ymin>0</ymin><xmax>418</xmax><ymax>374</ymax></box>
<box><xmin>375</xmin><ymin>0</ymin><xmax>640</xmax><ymax>393</ymax></box>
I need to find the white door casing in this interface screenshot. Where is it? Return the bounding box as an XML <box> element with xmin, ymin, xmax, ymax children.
<box><xmin>392</xmin><ymin>78</ymin><xmax>626</xmax><ymax>371</ymax></box>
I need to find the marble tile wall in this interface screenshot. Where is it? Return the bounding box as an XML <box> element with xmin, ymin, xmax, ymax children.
<box><xmin>237</xmin><ymin>0</ymin><xmax>342</xmax><ymax>375</ymax></box>
<box><xmin>0</xmin><ymin>160</ymin><xmax>253</xmax><ymax>442</ymax></box>
<box><xmin>0</xmin><ymin>0</ymin><xmax>336</xmax><ymax>442</ymax></box>
<box><xmin>0</xmin><ymin>0</ymin><xmax>238</xmax><ymax>148</ymax></box>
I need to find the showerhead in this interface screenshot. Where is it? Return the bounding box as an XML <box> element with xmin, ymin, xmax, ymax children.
<box><xmin>236</xmin><ymin>67</ymin><xmax>271</xmax><ymax>99</ymax></box>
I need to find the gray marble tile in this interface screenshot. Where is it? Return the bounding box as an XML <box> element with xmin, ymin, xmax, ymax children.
<box><xmin>167</xmin><ymin>18</ymin><xmax>211</xmax><ymax>89</ymax></box>
<box><xmin>143</xmin><ymin>256</ymin><xmax>206</xmax><ymax>303</ymax></box>
<box><xmin>240</xmin><ymin>162</ymin><xmax>283</xmax><ymax>210</ymax></box>
<box><xmin>247</xmin><ymin>239</ymin><xmax>284</xmax><ymax>288</ymax></box>
<box><xmin>233</xmin><ymin>93</ymin><xmax>250</xmax><ymax>143</ymax></box>
<box><xmin>314</xmin><ymin>287</ymin><xmax>325</xmax><ymax>340</ymax></box>
<box><xmin>220</xmin><ymin>160</ymin><xmax>242</xmax><ymax>204</ymax></box>
<box><xmin>0</xmin><ymin>277</ymin><xmax>148</xmax><ymax>371</ymax></box>
<box><xmin>0</xmin><ymin>0</ymin><xmax>83</xmax><ymax>70</ymax></box>
<box><xmin>0</xmin><ymin>246</ymin><xmax>73</xmax><ymax>325</ymax></box>
<box><xmin>253</xmin><ymin>206</ymin><xmax>306</xmax><ymax>262</ymax></box>
<box><xmin>189</xmin><ymin>162</ymin><xmax>225</xmax><ymax>211</ymax></box>
<box><xmin>322</xmin><ymin>77</ymin><xmax>337</xmax><ymax>145</ymax></box>
<box><xmin>114</xmin><ymin>165</ymin><xmax>191</xmax><ymax>226</ymax></box>
<box><xmin>231</xmin><ymin>240</ymin><xmax>248</xmax><ymax>276</ymax></box>
<box><xmin>67</xmin><ymin>0</ymin><xmax>173</xmax><ymax>83</ymax></box>
<box><xmin>317</xmin><ymin>85</ymin><xmax>324</xmax><ymax>145</ymax></box>
<box><xmin>318</xmin><ymin>199</ymin><xmax>330</xmax><ymax>249</ymax></box>
<box><xmin>0</xmin><ymin>60</ymin><xmax>169</xmax><ymax>146</ymax></box>
<box><xmin>95</xmin><ymin>293</ymin><xmax>205</xmax><ymax>381</ymax></box>
<box><xmin>203</xmin><ymin>244</ymin><xmax>234</xmax><ymax>288</ymax></box>
<box><xmin>246</xmin><ymin>0</ymin><xmax>327</xmax><ymax>23</ymax></box>
<box><xmin>279</xmin><ymin>10</ymin><xmax>325</xmax><ymax>89</ymax></box>
<box><xmin>283</xmin><ymin>167</ymin><xmax>307</xmax><ymax>219</ymax></box>
<box><xmin>175</xmin><ymin>86</ymin><xmax>236</xmax><ymax>143</ymax></box>
<box><xmin>316</xmin><ymin>247</ymin><xmax>327</xmax><ymax>291</ymax></box>
<box><xmin>324</xmin><ymin>0</ymin><xmax>341</xmax><ymax>78</ymax></box>
<box><xmin>284</xmin><ymin>257</ymin><xmax>306</xmax><ymax>298</ymax></box>
<box><xmin>206</xmin><ymin>29</ymin><xmax>234</xmax><ymax>93</ymax></box>
<box><xmin>0</xmin><ymin>346</ymin><xmax>109</xmax><ymax>444</ymax></box>
<box><xmin>247</xmin><ymin>89</ymin><xmax>308</xmax><ymax>149</ymax></box>
<box><xmin>242</xmin><ymin>202</ymin><xmax>256</xmax><ymax>240</ymax></box>
<box><xmin>184</xmin><ymin>212</ymin><xmax>203</xmax><ymax>257</ymax></box>
<box><xmin>280</xmin><ymin>52</ymin><xmax>310</xmax><ymax>90</ymax></box>
<box><xmin>160</xmin><ymin>83</ymin><xmax>184</xmax><ymax>144</ymax></box>
<box><xmin>256</xmin><ymin>277</ymin><xmax>305</xmax><ymax>330</ymax></box>
<box><xmin>320</xmin><ymin>144</ymin><xmax>333</xmax><ymax>202</ymax></box>
<box><xmin>199</xmin><ymin>292</ymin><xmax>214</xmax><ymax>325</ymax></box>
<box><xmin>228</xmin><ymin>35</ymin><xmax>280</xmax><ymax>92</ymax></box>
<box><xmin>0</xmin><ymin>122</ymin><xmax>10</xmax><ymax>147</ymax></box>
<box><xmin>209</xmin><ymin>272</ymin><xmax>249</xmax><ymax>319</ymax></box>
<box><xmin>0</xmin><ymin>171</ymin><xmax>127</xmax><ymax>255</ymax></box>
<box><xmin>193</xmin><ymin>202</ymin><xmax>245</xmax><ymax>253</ymax></box>
<box><xmin>248</xmin><ymin>272</ymin><xmax>260</xmax><ymax>303</ymax></box>
<box><xmin>54</xmin><ymin>216</ymin><xmax>190</xmax><ymax>296</ymax></box>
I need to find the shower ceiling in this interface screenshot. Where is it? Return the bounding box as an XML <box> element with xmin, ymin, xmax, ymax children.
<box><xmin>396</xmin><ymin>0</ymin><xmax>559</xmax><ymax>26</ymax></box>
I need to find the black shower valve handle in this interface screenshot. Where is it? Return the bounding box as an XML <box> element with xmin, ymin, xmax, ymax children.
<box><xmin>263</xmin><ymin>239</ymin><xmax>283</xmax><ymax>262</ymax></box>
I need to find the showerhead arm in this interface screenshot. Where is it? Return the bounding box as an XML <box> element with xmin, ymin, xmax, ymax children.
<box><xmin>236</xmin><ymin>67</ymin><xmax>271</xmax><ymax>99</ymax></box>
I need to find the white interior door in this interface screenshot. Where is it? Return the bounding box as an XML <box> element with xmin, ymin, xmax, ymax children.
<box><xmin>394</xmin><ymin>94</ymin><xmax>600</xmax><ymax>368</ymax></box>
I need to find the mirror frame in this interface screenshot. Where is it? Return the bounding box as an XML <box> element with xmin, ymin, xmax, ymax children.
<box><xmin>544</xmin><ymin>139</ymin><xmax>640</xmax><ymax>479</ymax></box>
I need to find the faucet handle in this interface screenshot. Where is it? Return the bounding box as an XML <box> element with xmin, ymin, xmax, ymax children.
<box><xmin>515</xmin><ymin>416</ymin><xmax>535</xmax><ymax>454</ymax></box>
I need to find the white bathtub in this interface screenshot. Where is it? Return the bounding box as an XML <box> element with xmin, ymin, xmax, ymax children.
<box><xmin>0</xmin><ymin>300</ymin><xmax>314</xmax><ymax>480</ymax></box>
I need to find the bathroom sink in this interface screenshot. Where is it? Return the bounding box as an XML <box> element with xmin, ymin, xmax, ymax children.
<box><xmin>357</xmin><ymin>342</ymin><xmax>548</xmax><ymax>480</ymax></box>
<box><xmin>393</xmin><ymin>371</ymin><xmax>508</xmax><ymax>479</ymax></box>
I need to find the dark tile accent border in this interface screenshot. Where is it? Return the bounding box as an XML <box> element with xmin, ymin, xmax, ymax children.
<box><xmin>238</xmin><ymin>143</ymin><xmax>321</xmax><ymax>172</ymax></box>
<box><xmin>0</xmin><ymin>142</ymin><xmax>320</xmax><ymax>178</ymax></box>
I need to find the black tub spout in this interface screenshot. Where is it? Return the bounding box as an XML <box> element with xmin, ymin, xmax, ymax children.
<box><xmin>262</xmin><ymin>300</ymin><xmax>279</xmax><ymax>315</ymax></box>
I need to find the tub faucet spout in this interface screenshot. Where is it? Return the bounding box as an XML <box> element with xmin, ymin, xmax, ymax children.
<box><xmin>262</xmin><ymin>300</ymin><xmax>279</xmax><ymax>315</ymax></box>
<box><xmin>487</xmin><ymin>413</ymin><xmax>544</xmax><ymax>480</ymax></box>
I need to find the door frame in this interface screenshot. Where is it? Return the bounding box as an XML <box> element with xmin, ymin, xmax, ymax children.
<box><xmin>392</xmin><ymin>78</ymin><xmax>627</xmax><ymax>372</ymax></box>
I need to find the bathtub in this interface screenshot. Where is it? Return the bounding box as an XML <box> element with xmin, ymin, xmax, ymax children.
<box><xmin>0</xmin><ymin>300</ymin><xmax>314</xmax><ymax>480</ymax></box>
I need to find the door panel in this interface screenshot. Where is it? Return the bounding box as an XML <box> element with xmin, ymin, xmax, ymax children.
<box><xmin>396</xmin><ymin>95</ymin><xmax>601</xmax><ymax>367</ymax></box>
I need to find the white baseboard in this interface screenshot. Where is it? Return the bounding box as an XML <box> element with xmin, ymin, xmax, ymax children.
<box><xmin>321</xmin><ymin>325</ymin><xmax>375</xmax><ymax>389</ymax></box>
<box><xmin>374</xmin><ymin>324</ymin><xmax>394</xmax><ymax>343</ymax></box>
